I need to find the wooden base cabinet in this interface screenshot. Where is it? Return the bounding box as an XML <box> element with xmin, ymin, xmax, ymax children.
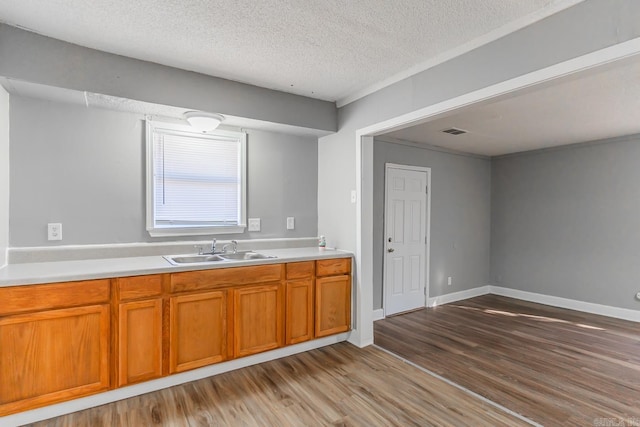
<box><xmin>286</xmin><ymin>279</ymin><xmax>314</xmax><ymax>345</ymax></box>
<box><xmin>234</xmin><ymin>284</ymin><xmax>284</xmax><ymax>358</ymax></box>
<box><xmin>115</xmin><ymin>275</ymin><xmax>164</xmax><ymax>386</ymax></box>
<box><xmin>0</xmin><ymin>257</ymin><xmax>351</xmax><ymax>416</ymax></box>
<box><xmin>315</xmin><ymin>259</ymin><xmax>351</xmax><ymax>338</ymax></box>
<box><xmin>169</xmin><ymin>291</ymin><xmax>228</xmax><ymax>373</ymax></box>
<box><xmin>117</xmin><ymin>299</ymin><xmax>163</xmax><ymax>386</ymax></box>
<box><xmin>285</xmin><ymin>261</ymin><xmax>315</xmax><ymax>345</ymax></box>
<box><xmin>0</xmin><ymin>305</ymin><xmax>110</xmax><ymax>416</ymax></box>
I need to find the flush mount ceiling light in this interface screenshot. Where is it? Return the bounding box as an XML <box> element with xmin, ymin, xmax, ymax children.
<box><xmin>184</xmin><ymin>111</ymin><xmax>225</xmax><ymax>131</ymax></box>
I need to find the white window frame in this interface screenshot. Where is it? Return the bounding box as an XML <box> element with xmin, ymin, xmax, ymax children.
<box><xmin>145</xmin><ymin>119</ymin><xmax>247</xmax><ymax>237</ymax></box>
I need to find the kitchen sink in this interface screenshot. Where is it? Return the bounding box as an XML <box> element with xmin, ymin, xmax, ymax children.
<box><xmin>164</xmin><ymin>251</ymin><xmax>276</xmax><ymax>266</ymax></box>
<box><xmin>164</xmin><ymin>254</ymin><xmax>225</xmax><ymax>265</ymax></box>
<box><xmin>219</xmin><ymin>251</ymin><xmax>277</xmax><ymax>260</ymax></box>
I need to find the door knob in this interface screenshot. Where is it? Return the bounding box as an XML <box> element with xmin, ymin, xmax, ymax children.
<box><xmin>387</xmin><ymin>248</ymin><xmax>395</xmax><ymax>253</ymax></box>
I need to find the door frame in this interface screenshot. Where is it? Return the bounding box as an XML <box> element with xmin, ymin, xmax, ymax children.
<box><xmin>351</xmin><ymin>39</ymin><xmax>640</xmax><ymax>348</ymax></box>
<box><xmin>383</xmin><ymin>163</ymin><xmax>431</xmax><ymax>317</ymax></box>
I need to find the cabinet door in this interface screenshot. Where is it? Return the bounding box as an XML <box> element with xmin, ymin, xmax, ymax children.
<box><xmin>0</xmin><ymin>305</ymin><xmax>110</xmax><ymax>416</ymax></box>
<box><xmin>315</xmin><ymin>275</ymin><xmax>351</xmax><ymax>338</ymax></box>
<box><xmin>234</xmin><ymin>284</ymin><xmax>284</xmax><ymax>357</ymax></box>
<box><xmin>118</xmin><ymin>299</ymin><xmax>163</xmax><ymax>386</ymax></box>
<box><xmin>169</xmin><ymin>291</ymin><xmax>227</xmax><ymax>373</ymax></box>
<box><xmin>286</xmin><ymin>279</ymin><xmax>314</xmax><ymax>345</ymax></box>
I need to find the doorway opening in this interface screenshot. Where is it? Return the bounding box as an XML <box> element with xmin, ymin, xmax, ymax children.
<box><xmin>351</xmin><ymin>39</ymin><xmax>640</xmax><ymax>348</ymax></box>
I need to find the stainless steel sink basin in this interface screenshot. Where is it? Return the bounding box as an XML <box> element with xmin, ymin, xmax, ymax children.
<box><xmin>219</xmin><ymin>251</ymin><xmax>276</xmax><ymax>260</ymax></box>
<box><xmin>164</xmin><ymin>254</ymin><xmax>225</xmax><ymax>265</ymax></box>
<box><xmin>164</xmin><ymin>251</ymin><xmax>276</xmax><ymax>266</ymax></box>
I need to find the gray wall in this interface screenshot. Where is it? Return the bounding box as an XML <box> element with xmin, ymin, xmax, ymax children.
<box><xmin>0</xmin><ymin>86</ymin><xmax>8</xmax><ymax>265</ymax></box>
<box><xmin>491</xmin><ymin>135</ymin><xmax>640</xmax><ymax>310</ymax></box>
<box><xmin>9</xmin><ymin>95</ymin><xmax>318</xmax><ymax>246</ymax></box>
<box><xmin>373</xmin><ymin>139</ymin><xmax>491</xmax><ymax>309</ymax></box>
<box><xmin>0</xmin><ymin>24</ymin><xmax>336</xmax><ymax>133</ymax></box>
<box><xmin>319</xmin><ymin>0</ymin><xmax>640</xmax><ymax>252</ymax></box>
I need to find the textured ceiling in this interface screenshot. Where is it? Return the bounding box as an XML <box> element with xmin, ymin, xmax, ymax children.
<box><xmin>0</xmin><ymin>0</ymin><xmax>572</xmax><ymax>104</ymax></box>
<box><xmin>384</xmin><ymin>55</ymin><xmax>640</xmax><ymax>156</ymax></box>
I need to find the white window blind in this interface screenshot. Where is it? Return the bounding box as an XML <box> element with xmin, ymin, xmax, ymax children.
<box><xmin>146</xmin><ymin>121</ymin><xmax>246</xmax><ymax>236</ymax></box>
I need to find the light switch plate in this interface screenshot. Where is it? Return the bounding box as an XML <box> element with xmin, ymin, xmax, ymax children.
<box><xmin>248</xmin><ymin>218</ymin><xmax>261</xmax><ymax>232</ymax></box>
<box><xmin>350</xmin><ymin>190</ymin><xmax>357</xmax><ymax>204</ymax></box>
<box><xmin>48</xmin><ymin>223</ymin><xmax>62</xmax><ymax>241</ymax></box>
<box><xmin>286</xmin><ymin>217</ymin><xmax>295</xmax><ymax>230</ymax></box>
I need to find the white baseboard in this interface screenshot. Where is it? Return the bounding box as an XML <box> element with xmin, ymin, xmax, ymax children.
<box><xmin>490</xmin><ymin>286</ymin><xmax>640</xmax><ymax>322</ymax></box>
<box><xmin>427</xmin><ymin>286</ymin><xmax>491</xmax><ymax>307</ymax></box>
<box><xmin>372</xmin><ymin>308</ymin><xmax>385</xmax><ymax>321</ymax></box>
<box><xmin>381</xmin><ymin>285</ymin><xmax>639</xmax><ymax>323</ymax></box>
<box><xmin>1</xmin><ymin>333</ymin><xmax>349</xmax><ymax>427</ymax></box>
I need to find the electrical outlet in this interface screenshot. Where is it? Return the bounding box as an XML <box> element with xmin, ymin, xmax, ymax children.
<box><xmin>286</xmin><ymin>217</ymin><xmax>295</xmax><ymax>230</ymax></box>
<box><xmin>248</xmin><ymin>218</ymin><xmax>261</xmax><ymax>232</ymax></box>
<box><xmin>48</xmin><ymin>223</ymin><xmax>62</xmax><ymax>241</ymax></box>
<box><xmin>447</xmin><ymin>276</ymin><xmax>452</xmax><ymax>286</ymax></box>
<box><xmin>350</xmin><ymin>190</ymin><xmax>357</xmax><ymax>204</ymax></box>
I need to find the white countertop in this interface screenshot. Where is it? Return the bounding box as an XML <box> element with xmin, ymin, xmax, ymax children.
<box><xmin>0</xmin><ymin>247</ymin><xmax>352</xmax><ymax>287</ymax></box>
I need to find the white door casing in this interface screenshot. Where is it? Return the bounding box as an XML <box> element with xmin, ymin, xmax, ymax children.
<box><xmin>351</xmin><ymin>39</ymin><xmax>640</xmax><ymax>348</ymax></box>
<box><xmin>383</xmin><ymin>164</ymin><xmax>429</xmax><ymax>316</ymax></box>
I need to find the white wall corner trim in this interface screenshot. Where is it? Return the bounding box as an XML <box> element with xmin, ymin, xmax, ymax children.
<box><xmin>490</xmin><ymin>286</ymin><xmax>640</xmax><ymax>323</ymax></box>
<box><xmin>427</xmin><ymin>286</ymin><xmax>491</xmax><ymax>308</ymax></box>
<box><xmin>350</xmin><ymin>135</ymin><xmax>375</xmax><ymax>349</ymax></box>
<box><xmin>372</xmin><ymin>309</ymin><xmax>385</xmax><ymax>321</ymax></box>
<box><xmin>0</xmin><ymin>333</ymin><xmax>349</xmax><ymax>427</ymax></box>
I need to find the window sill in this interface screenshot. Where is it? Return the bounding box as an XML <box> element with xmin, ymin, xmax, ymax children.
<box><xmin>147</xmin><ymin>225</ymin><xmax>246</xmax><ymax>237</ymax></box>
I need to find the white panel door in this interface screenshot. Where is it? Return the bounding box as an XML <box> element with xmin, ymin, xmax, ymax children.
<box><xmin>384</xmin><ymin>165</ymin><xmax>428</xmax><ymax>316</ymax></box>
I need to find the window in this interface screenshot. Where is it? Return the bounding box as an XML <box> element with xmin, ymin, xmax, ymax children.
<box><xmin>146</xmin><ymin>120</ymin><xmax>246</xmax><ymax>236</ymax></box>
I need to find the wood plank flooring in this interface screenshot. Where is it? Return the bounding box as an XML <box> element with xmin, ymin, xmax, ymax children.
<box><xmin>26</xmin><ymin>342</ymin><xmax>528</xmax><ymax>427</ymax></box>
<box><xmin>374</xmin><ymin>295</ymin><xmax>640</xmax><ymax>426</ymax></box>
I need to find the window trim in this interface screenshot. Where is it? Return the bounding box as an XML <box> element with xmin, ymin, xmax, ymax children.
<box><xmin>145</xmin><ymin>119</ymin><xmax>247</xmax><ymax>237</ymax></box>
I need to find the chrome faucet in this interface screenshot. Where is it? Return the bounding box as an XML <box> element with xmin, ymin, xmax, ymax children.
<box><xmin>196</xmin><ymin>238</ymin><xmax>217</xmax><ymax>255</ymax></box>
<box><xmin>222</xmin><ymin>240</ymin><xmax>238</xmax><ymax>254</ymax></box>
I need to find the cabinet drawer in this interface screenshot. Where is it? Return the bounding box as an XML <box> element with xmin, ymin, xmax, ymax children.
<box><xmin>316</xmin><ymin>258</ymin><xmax>351</xmax><ymax>277</ymax></box>
<box><xmin>117</xmin><ymin>275</ymin><xmax>163</xmax><ymax>301</ymax></box>
<box><xmin>0</xmin><ymin>280</ymin><xmax>111</xmax><ymax>316</ymax></box>
<box><xmin>171</xmin><ymin>264</ymin><xmax>284</xmax><ymax>293</ymax></box>
<box><xmin>286</xmin><ymin>261</ymin><xmax>315</xmax><ymax>279</ymax></box>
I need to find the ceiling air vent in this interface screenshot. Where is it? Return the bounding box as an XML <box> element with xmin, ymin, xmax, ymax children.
<box><xmin>442</xmin><ymin>128</ymin><xmax>467</xmax><ymax>135</ymax></box>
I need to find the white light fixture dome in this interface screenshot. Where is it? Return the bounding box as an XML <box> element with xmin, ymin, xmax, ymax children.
<box><xmin>184</xmin><ymin>111</ymin><xmax>225</xmax><ymax>131</ymax></box>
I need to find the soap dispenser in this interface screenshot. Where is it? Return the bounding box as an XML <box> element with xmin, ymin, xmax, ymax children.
<box><xmin>318</xmin><ymin>235</ymin><xmax>326</xmax><ymax>251</ymax></box>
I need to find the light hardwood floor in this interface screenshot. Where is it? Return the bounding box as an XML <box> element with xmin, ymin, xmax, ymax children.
<box><xmin>27</xmin><ymin>342</ymin><xmax>528</xmax><ymax>426</ymax></box>
<box><xmin>374</xmin><ymin>295</ymin><xmax>640</xmax><ymax>426</ymax></box>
